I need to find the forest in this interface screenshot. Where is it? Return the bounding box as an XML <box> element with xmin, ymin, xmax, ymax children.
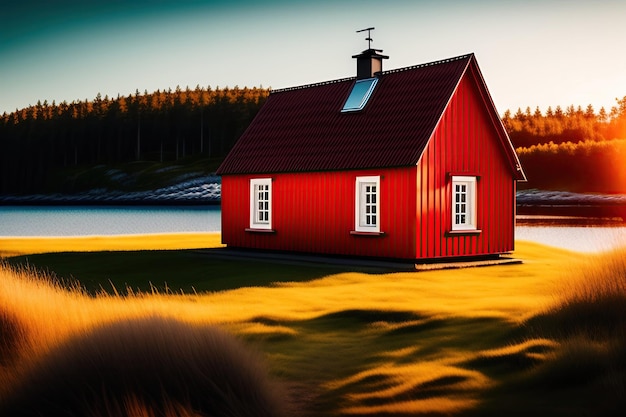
<box><xmin>505</xmin><ymin>98</ymin><xmax>626</xmax><ymax>193</ymax></box>
<box><xmin>1</xmin><ymin>89</ymin><xmax>625</xmax><ymax>195</ymax></box>
<box><xmin>0</xmin><ymin>86</ymin><xmax>269</xmax><ymax>195</ymax></box>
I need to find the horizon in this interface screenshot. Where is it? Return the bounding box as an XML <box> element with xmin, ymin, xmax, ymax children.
<box><xmin>2</xmin><ymin>0</ymin><xmax>626</xmax><ymax>115</ymax></box>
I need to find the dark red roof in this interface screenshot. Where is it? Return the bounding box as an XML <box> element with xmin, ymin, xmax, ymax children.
<box><xmin>217</xmin><ymin>54</ymin><xmax>521</xmax><ymax>177</ymax></box>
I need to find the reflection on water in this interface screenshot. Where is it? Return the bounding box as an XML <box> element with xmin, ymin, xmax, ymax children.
<box><xmin>516</xmin><ymin>215</ymin><xmax>625</xmax><ymax>227</ymax></box>
<box><xmin>516</xmin><ymin>215</ymin><xmax>626</xmax><ymax>253</ymax></box>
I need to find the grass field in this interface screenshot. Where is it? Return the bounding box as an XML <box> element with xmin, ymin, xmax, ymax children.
<box><xmin>1</xmin><ymin>234</ymin><xmax>625</xmax><ymax>416</ymax></box>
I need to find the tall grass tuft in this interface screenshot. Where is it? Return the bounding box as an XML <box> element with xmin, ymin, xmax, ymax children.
<box><xmin>0</xmin><ymin>308</ymin><xmax>23</xmax><ymax>366</ymax></box>
<box><xmin>528</xmin><ymin>246</ymin><xmax>626</xmax><ymax>339</ymax></box>
<box><xmin>522</xmin><ymin>247</ymin><xmax>626</xmax><ymax>413</ymax></box>
<box><xmin>0</xmin><ymin>316</ymin><xmax>291</xmax><ymax>417</ymax></box>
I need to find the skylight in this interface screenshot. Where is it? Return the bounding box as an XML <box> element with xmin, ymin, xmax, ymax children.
<box><xmin>342</xmin><ymin>78</ymin><xmax>378</xmax><ymax>112</ymax></box>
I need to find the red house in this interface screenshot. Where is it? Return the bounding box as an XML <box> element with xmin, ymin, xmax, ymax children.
<box><xmin>217</xmin><ymin>49</ymin><xmax>526</xmax><ymax>261</ymax></box>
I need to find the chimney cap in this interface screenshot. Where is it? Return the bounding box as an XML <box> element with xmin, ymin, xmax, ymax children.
<box><xmin>352</xmin><ymin>48</ymin><xmax>389</xmax><ymax>60</ymax></box>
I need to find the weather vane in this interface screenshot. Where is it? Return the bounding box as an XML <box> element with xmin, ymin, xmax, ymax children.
<box><xmin>356</xmin><ymin>27</ymin><xmax>375</xmax><ymax>49</ymax></box>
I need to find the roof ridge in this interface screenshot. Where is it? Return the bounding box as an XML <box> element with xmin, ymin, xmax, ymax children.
<box><xmin>382</xmin><ymin>53</ymin><xmax>473</xmax><ymax>75</ymax></box>
<box><xmin>270</xmin><ymin>53</ymin><xmax>474</xmax><ymax>95</ymax></box>
<box><xmin>271</xmin><ymin>76</ymin><xmax>355</xmax><ymax>94</ymax></box>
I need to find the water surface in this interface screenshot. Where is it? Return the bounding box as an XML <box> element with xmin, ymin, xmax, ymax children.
<box><xmin>516</xmin><ymin>215</ymin><xmax>626</xmax><ymax>253</ymax></box>
<box><xmin>0</xmin><ymin>206</ymin><xmax>220</xmax><ymax>236</ymax></box>
<box><xmin>1</xmin><ymin>207</ymin><xmax>625</xmax><ymax>253</ymax></box>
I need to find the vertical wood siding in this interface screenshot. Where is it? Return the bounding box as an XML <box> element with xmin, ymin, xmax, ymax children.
<box><xmin>221</xmin><ymin>168</ymin><xmax>416</xmax><ymax>259</ymax></box>
<box><xmin>416</xmin><ymin>70</ymin><xmax>515</xmax><ymax>258</ymax></box>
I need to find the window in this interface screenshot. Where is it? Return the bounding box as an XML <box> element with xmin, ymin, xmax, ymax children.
<box><xmin>342</xmin><ymin>78</ymin><xmax>378</xmax><ymax>112</ymax></box>
<box><xmin>249</xmin><ymin>178</ymin><xmax>272</xmax><ymax>230</ymax></box>
<box><xmin>355</xmin><ymin>176</ymin><xmax>380</xmax><ymax>233</ymax></box>
<box><xmin>451</xmin><ymin>176</ymin><xmax>477</xmax><ymax>231</ymax></box>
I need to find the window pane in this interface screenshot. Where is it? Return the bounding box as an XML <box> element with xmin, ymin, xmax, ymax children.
<box><xmin>452</xmin><ymin>177</ymin><xmax>477</xmax><ymax>229</ymax></box>
<box><xmin>251</xmin><ymin>179</ymin><xmax>271</xmax><ymax>227</ymax></box>
<box><xmin>357</xmin><ymin>178</ymin><xmax>380</xmax><ymax>231</ymax></box>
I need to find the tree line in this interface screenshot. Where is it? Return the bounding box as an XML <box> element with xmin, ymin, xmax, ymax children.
<box><xmin>2</xmin><ymin>88</ymin><xmax>625</xmax><ymax>196</ymax></box>
<box><xmin>503</xmin><ymin>97</ymin><xmax>626</xmax><ymax>148</ymax></box>
<box><xmin>0</xmin><ymin>86</ymin><xmax>269</xmax><ymax>194</ymax></box>
<box><xmin>506</xmin><ymin>96</ymin><xmax>626</xmax><ymax>193</ymax></box>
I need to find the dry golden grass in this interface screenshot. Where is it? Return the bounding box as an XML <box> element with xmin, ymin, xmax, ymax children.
<box><xmin>526</xmin><ymin>245</ymin><xmax>626</xmax><ymax>340</ymax></box>
<box><xmin>1</xmin><ymin>315</ymin><xmax>289</xmax><ymax>417</ymax></box>
<box><xmin>1</xmin><ymin>235</ymin><xmax>625</xmax><ymax>416</ymax></box>
<box><xmin>0</xmin><ymin>232</ymin><xmax>223</xmax><ymax>258</ymax></box>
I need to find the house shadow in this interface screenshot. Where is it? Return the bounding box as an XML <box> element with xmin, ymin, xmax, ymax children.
<box><xmin>198</xmin><ymin>247</ymin><xmax>521</xmax><ymax>276</ymax></box>
<box><xmin>6</xmin><ymin>248</ymin><xmax>520</xmax><ymax>297</ymax></box>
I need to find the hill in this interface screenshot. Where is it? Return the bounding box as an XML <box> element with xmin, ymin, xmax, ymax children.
<box><xmin>0</xmin><ymin>86</ymin><xmax>268</xmax><ymax>196</ymax></box>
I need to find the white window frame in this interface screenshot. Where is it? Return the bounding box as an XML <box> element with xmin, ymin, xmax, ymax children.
<box><xmin>249</xmin><ymin>178</ymin><xmax>272</xmax><ymax>230</ymax></box>
<box><xmin>451</xmin><ymin>176</ymin><xmax>477</xmax><ymax>231</ymax></box>
<box><xmin>355</xmin><ymin>176</ymin><xmax>381</xmax><ymax>233</ymax></box>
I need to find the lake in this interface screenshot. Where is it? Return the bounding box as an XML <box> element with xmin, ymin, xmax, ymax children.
<box><xmin>0</xmin><ymin>206</ymin><xmax>624</xmax><ymax>253</ymax></box>
<box><xmin>0</xmin><ymin>206</ymin><xmax>221</xmax><ymax>236</ymax></box>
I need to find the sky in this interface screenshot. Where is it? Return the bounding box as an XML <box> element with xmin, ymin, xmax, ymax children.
<box><xmin>2</xmin><ymin>0</ymin><xmax>626</xmax><ymax>116</ymax></box>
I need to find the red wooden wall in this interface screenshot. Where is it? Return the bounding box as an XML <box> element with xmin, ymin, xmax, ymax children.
<box><xmin>221</xmin><ymin>167</ymin><xmax>417</xmax><ymax>259</ymax></box>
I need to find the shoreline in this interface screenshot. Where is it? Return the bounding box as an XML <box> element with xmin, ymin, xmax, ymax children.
<box><xmin>516</xmin><ymin>204</ymin><xmax>626</xmax><ymax>221</ymax></box>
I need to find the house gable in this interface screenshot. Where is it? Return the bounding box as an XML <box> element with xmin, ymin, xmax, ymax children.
<box><xmin>412</xmin><ymin>57</ymin><xmax>525</xmax><ymax>182</ymax></box>
<box><xmin>414</xmin><ymin>64</ymin><xmax>519</xmax><ymax>258</ymax></box>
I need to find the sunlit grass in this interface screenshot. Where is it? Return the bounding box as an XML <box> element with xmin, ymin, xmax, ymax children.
<box><xmin>0</xmin><ymin>232</ymin><xmax>223</xmax><ymax>258</ymax></box>
<box><xmin>1</xmin><ymin>236</ymin><xmax>625</xmax><ymax>415</ymax></box>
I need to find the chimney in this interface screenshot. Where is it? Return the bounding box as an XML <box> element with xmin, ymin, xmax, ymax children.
<box><xmin>353</xmin><ymin>27</ymin><xmax>389</xmax><ymax>79</ymax></box>
<box><xmin>352</xmin><ymin>48</ymin><xmax>389</xmax><ymax>79</ymax></box>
